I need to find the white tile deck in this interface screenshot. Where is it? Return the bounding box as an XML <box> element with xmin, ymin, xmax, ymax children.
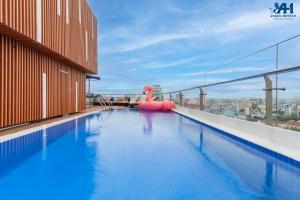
<box><xmin>0</xmin><ymin>110</ymin><xmax>100</xmax><ymax>143</ymax></box>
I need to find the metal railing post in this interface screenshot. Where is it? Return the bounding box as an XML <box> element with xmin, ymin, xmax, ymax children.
<box><xmin>199</xmin><ymin>87</ymin><xmax>206</xmax><ymax>111</ymax></box>
<box><xmin>179</xmin><ymin>92</ymin><xmax>183</xmax><ymax>107</ymax></box>
<box><xmin>275</xmin><ymin>44</ymin><xmax>279</xmax><ymax>126</ymax></box>
<box><xmin>264</xmin><ymin>76</ymin><xmax>273</xmax><ymax>125</ymax></box>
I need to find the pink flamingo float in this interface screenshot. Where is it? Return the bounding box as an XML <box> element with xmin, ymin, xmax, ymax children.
<box><xmin>139</xmin><ymin>85</ymin><xmax>175</xmax><ymax>111</ymax></box>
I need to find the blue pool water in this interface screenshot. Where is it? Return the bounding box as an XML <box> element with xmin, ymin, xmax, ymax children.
<box><xmin>0</xmin><ymin>109</ymin><xmax>300</xmax><ymax>200</ymax></box>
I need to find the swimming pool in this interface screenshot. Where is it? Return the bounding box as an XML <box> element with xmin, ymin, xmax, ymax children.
<box><xmin>0</xmin><ymin>109</ymin><xmax>299</xmax><ymax>199</ymax></box>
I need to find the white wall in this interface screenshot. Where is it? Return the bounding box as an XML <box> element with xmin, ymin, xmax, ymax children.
<box><xmin>85</xmin><ymin>30</ymin><xmax>88</xmax><ymax>61</ymax></box>
<box><xmin>66</xmin><ymin>0</ymin><xmax>69</xmax><ymax>24</ymax></box>
<box><xmin>75</xmin><ymin>81</ymin><xmax>78</xmax><ymax>112</ymax></box>
<box><xmin>78</xmin><ymin>0</ymin><xmax>82</xmax><ymax>23</ymax></box>
<box><xmin>36</xmin><ymin>0</ymin><xmax>42</xmax><ymax>43</ymax></box>
<box><xmin>57</xmin><ymin>0</ymin><xmax>61</xmax><ymax>16</ymax></box>
<box><xmin>42</xmin><ymin>73</ymin><xmax>47</xmax><ymax>119</ymax></box>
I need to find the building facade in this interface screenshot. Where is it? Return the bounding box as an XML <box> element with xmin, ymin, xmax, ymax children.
<box><xmin>0</xmin><ymin>0</ymin><xmax>98</xmax><ymax>128</ymax></box>
<box><xmin>152</xmin><ymin>84</ymin><xmax>162</xmax><ymax>101</ymax></box>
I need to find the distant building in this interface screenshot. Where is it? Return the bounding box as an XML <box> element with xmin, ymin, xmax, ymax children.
<box><xmin>152</xmin><ymin>85</ymin><xmax>163</xmax><ymax>100</ymax></box>
<box><xmin>236</xmin><ymin>100</ymin><xmax>250</xmax><ymax>115</ymax></box>
<box><xmin>250</xmin><ymin>109</ymin><xmax>265</xmax><ymax>119</ymax></box>
<box><xmin>250</xmin><ymin>98</ymin><xmax>264</xmax><ymax>105</ymax></box>
<box><xmin>258</xmin><ymin>104</ymin><xmax>266</xmax><ymax>115</ymax></box>
<box><xmin>282</xmin><ymin>104</ymin><xmax>300</xmax><ymax>116</ymax></box>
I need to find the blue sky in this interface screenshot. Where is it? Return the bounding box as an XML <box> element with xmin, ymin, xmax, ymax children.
<box><xmin>87</xmin><ymin>0</ymin><xmax>300</xmax><ymax>96</ymax></box>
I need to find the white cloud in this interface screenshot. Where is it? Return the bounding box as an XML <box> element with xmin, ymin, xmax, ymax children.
<box><xmin>179</xmin><ymin>66</ymin><xmax>265</xmax><ymax>76</ymax></box>
<box><xmin>123</xmin><ymin>58</ymin><xmax>140</xmax><ymax>64</ymax></box>
<box><xmin>106</xmin><ymin>32</ymin><xmax>203</xmax><ymax>53</ymax></box>
<box><xmin>102</xmin><ymin>9</ymin><xmax>277</xmax><ymax>54</ymax></box>
<box><xmin>161</xmin><ymin>77</ymin><xmax>227</xmax><ymax>89</ymax></box>
<box><xmin>128</xmin><ymin>68</ymin><xmax>139</xmax><ymax>72</ymax></box>
<box><xmin>208</xmin><ymin>66</ymin><xmax>265</xmax><ymax>74</ymax></box>
<box><xmin>215</xmin><ymin>10</ymin><xmax>273</xmax><ymax>33</ymax></box>
<box><xmin>144</xmin><ymin>56</ymin><xmax>200</xmax><ymax>69</ymax></box>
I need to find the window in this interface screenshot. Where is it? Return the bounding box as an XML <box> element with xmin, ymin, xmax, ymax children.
<box><xmin>37</xmin><ymin>0</ymin><xmax>42</xmax><ymax>43</ymax></box>
<box><xmin>75</xmin><ymin>81</ymin><xmax>78</xmax><ymax>112</ymax></box>
<box><xmin>92</xmin><ymin>17</ymin><xmax>94</xmax><ymax>38</ymax></box>
<box><xmin>42</xmin><ymin>73</ymin><xmax>47</xmax><ymax>118</ymax></box>
<box><xmin>66</xmin><ymin>0</ymin><xmax>69</xmax><ymax>24</ymax></box>
<box><xmin>57</xmin><ymin>0</ymin><xmax>61</xmax><ymax>16</ymax></box>
<box><xmin>85</xmin><ymin>30</ymin><xmax>88</xmax><ymax>61</ymax></box>
<box><xmin>78</xmin><ymin>0</ymin><xmax>82</xmax><ymax>23</ymax></box>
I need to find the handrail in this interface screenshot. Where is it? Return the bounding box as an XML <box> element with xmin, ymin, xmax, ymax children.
<box><xmin>205</xmin><ymin>34</ymin><xmax>300</xmax><ymax>73</ymax></box>
<box><xmin>95</xmin><ymin>95</ymin><xmax>114</xmax><ymax>109</ymax></box>
<box><xmin>97</xmin><ymin>96</ymin><xmax>106</xmax><ymax>108</ymax></box>
<box><xmin>91</xmin><ymin>65</ymin><xmax>300</xmax><ymax>96</ymax></box>
<box><xmin>101</xmin><ymin>97</ymin><xmax>106</xmax><ymax>108</ymax></box>
<box><xmin>107</xmin><ymin>96</ymin><xmax>113</xmax><ymax>108</ymax></box>
<box><xmin>102</xmin><ymin>96</ymin><xmax>113</xmax><ymax>109</ymax></box>
<box><xmin>166</xmin><ymin>65</ymin><xmax>300</xmax><ymax>94</ymax></box>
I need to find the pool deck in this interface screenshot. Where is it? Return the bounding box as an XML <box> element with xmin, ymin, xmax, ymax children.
<box><xmin>173</xmin><ymin>106</ymin><xmax>300</xmax><ymax>163</ymax></box>
<box><xmin>0</xmin><ymin>106</ymin><xmax>126</xmax><ymax>140</ymax></box>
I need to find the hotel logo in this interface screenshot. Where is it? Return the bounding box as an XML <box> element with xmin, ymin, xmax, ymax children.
<box><xmin>270</xmin><ymin>3</ymin><xmax>297</xmax><ymax>19</ymax></box>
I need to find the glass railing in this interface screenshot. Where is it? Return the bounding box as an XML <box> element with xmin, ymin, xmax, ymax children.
<box><xmin>89</xmin><ymin>34</ymin><xmax>300</xmax><ymax>131</ymax></box>
<box><xmin>276</xmin><ymin>70</ymin><xmax>300</xmax><ymax>131</ymax></box>
<box><xmin>163</xmin><ymin>34</ymin><xmax>300</xmax><ymax>131</ymax></box>
<box><xmin>160</xmin><ymin>66</ymin><xmax>299</xmax><ymax>132</ymax></box>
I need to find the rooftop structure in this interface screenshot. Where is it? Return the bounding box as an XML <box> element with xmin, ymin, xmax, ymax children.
<box><xmin>0</xmin><ymin>0</ymin><xmax>98</xmax><ymax>129</ymax></box>
<box><xmin>152</xmin><ymin>84</ymin><xmax>163</xmax><ymax>100</ymax></box>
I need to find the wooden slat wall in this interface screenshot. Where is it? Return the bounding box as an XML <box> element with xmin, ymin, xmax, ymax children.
<box><xmin>0</xmin><ymin>0</ymin><xmax>36</xmax><ymax>39</ymax></box>
<box><xmin>0</xmin><ymin>0</ymin><xmax>98</xmax><ymax>74</ymax></box>
<box><xmin>0</xmin><ymin>35</ymin><xmax>86</xmax><ymax>129</ymax></box>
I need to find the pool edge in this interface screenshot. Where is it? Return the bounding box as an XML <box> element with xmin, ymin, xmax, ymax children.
<box><xmin>0</xmin><ymin>109</ymin><xmax>104</xmax><ymax>143</ymax></box>
<box><xmin>173</xmin><ymin>107</ymin><xmax>300</xmax><ymax>166</ymax></box>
